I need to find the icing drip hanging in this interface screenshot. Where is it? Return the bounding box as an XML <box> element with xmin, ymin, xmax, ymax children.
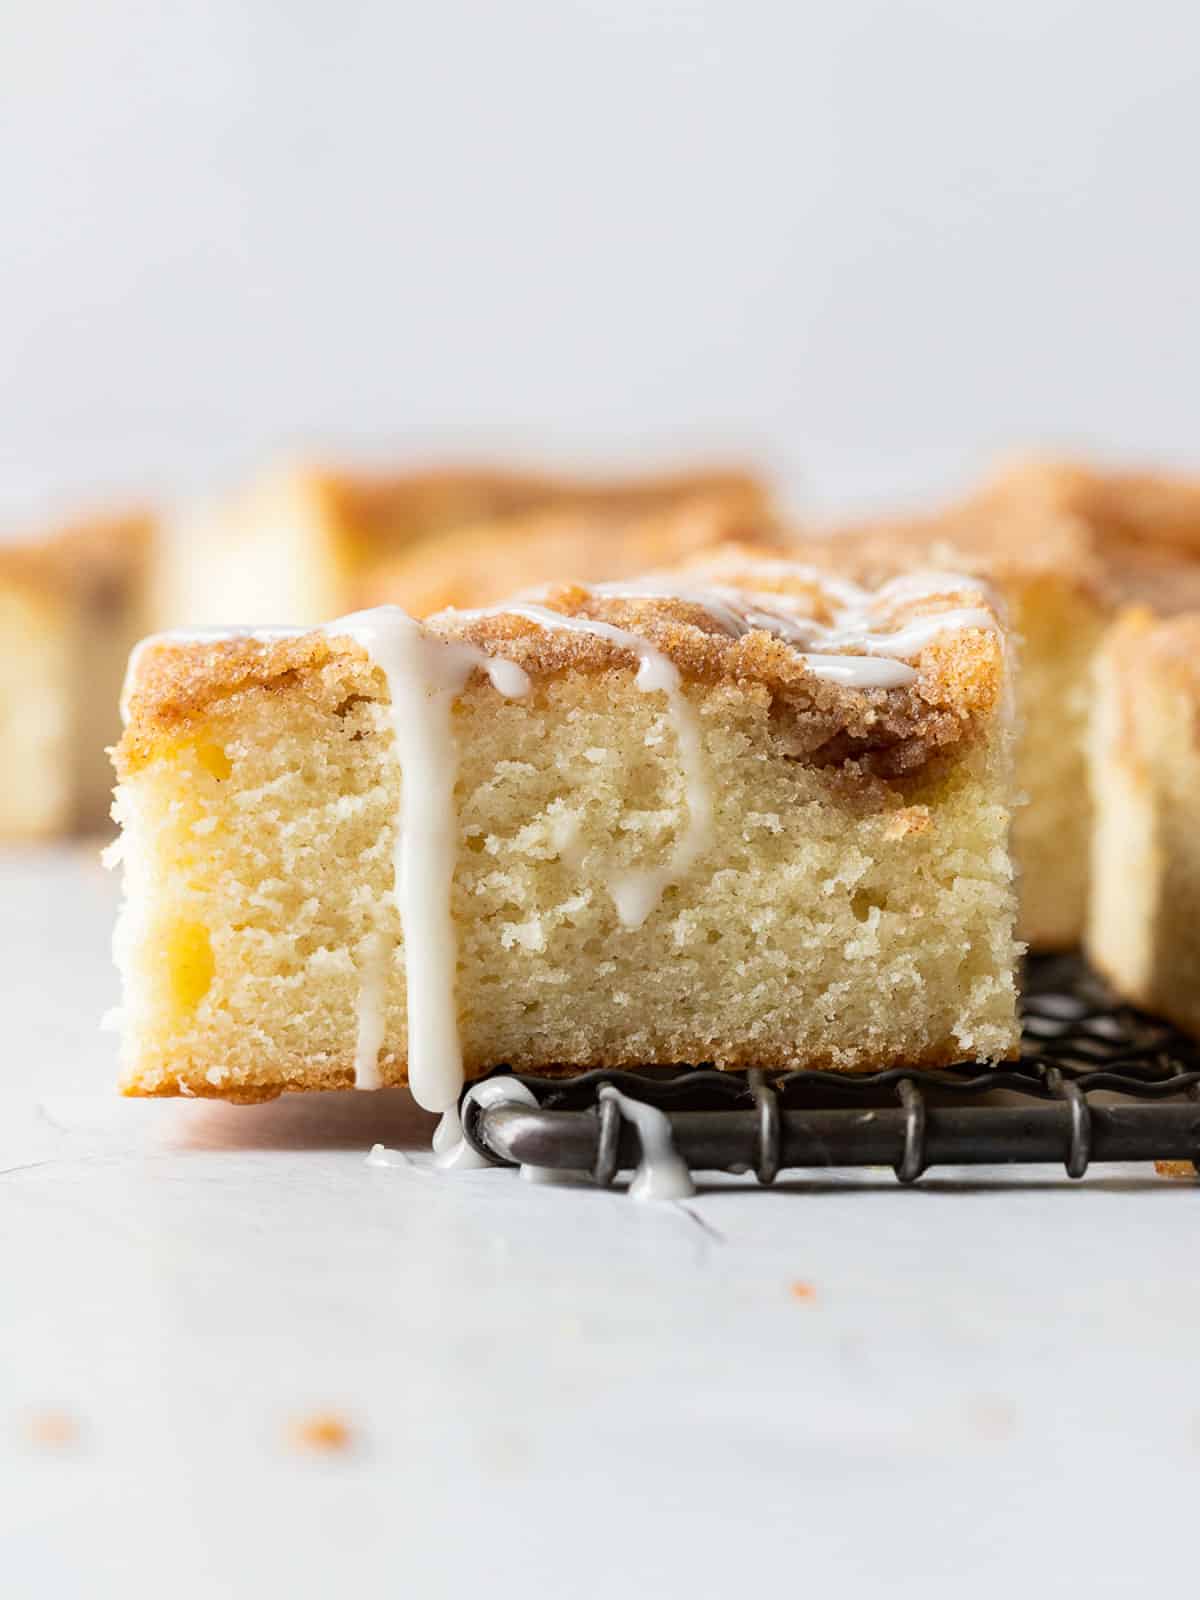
<box><xmin>328</xmin><ymin>607</ymin><xmax>530</xmax><ymax>1107</ymax></box>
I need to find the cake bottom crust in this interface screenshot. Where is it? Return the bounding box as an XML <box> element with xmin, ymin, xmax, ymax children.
<box><xmin>123</xmin><ymin>1037</ymin><xmax>1020</xmax><ymax>1103</ymax></box>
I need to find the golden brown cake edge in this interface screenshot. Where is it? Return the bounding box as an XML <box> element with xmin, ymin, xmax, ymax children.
<box><xmin>119</xmin><ymin>576</ymin><xmax>1008</xmax><ymax>782</ymax></box>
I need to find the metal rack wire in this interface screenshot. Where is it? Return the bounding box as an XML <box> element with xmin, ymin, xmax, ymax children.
<box><xmin>462</xmin><ymin>955</ymin><xmax>1200</xmax><ymax>1185</ymax></box>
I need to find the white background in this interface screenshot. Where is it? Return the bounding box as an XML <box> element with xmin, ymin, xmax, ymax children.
<box><xmin>2</xmin><ymin>0</ymin><xmax>1198</xmax><ymax>523</ymax></box>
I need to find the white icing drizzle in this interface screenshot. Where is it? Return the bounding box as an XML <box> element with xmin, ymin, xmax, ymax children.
<box><xmin>327</xmin><ymin>607</ymin><xmax>531</xmax><ymax>1107</ymax></box>
<box><xmin>433</xmin><ymin>1077</ymin><xmax>541</xmax><ymax>1171</ymax></box>
<box><xmin>867</xmin><ymin>569</ymin><xmax>1000</xmax><ymax>612</ymax></box>
<box><xmin>365</xmin><ymin>1143</ymin><xmax>408</xmax><ymax>1169</ymax></box>
<box><xmin>519</xmin><ymin>1162</ymin><xmax>594</xmax><ymax>1187</ymax></box>
<box><xmin>431</xmin><ymin>1102</ymin><xmax>467</xmax><ymax>1158</ymax></box>
<box><xmin>434</xmin><ymin>1078</ymin><xmax>693</xmax><ymax>1197</ymax></box>
<box><xmin>668</xmin><ymin>556</ymin><xmax>869</xmax><ymax>609</ymax></box>
<box><xmin>592</xmin><ymin>570</ymin><xmax>997</xmax><ymax>690</ymax></box>
<box><xmin>789</xmin><ymin>654</ymin><xmax>918</xmax><ymax>688</ymax></box>
<box><xmin>598</xmin><ymin>1086</ymin><xmax>696</xmax><ymax>1202</ymax></box>
<box><xmin>857</xmin><ymin>608</ymin><xmax>997</xmax><ymax>659</ymax></box>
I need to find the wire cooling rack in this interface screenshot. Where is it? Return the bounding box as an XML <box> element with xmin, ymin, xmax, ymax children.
<box><xmin>462</xmin><ymin>955</ymin><xmax>1200</xmax><ymax>1184</ymax></box>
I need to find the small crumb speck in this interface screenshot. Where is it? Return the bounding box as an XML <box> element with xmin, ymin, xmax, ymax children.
<box><xmin>1155</xmin><ymin>1160</ymin><xmax>1196</xmax><ymax>1180</ymax></box>
<box><xmin>968</xmin><ymin>1397</ymin><xmax>1017</xmax><ymax>1441</ymax></box>
<box><xmin>789</xmin><ymin>1280</ymin><xmax>817</xmax><ymax>1302</ymax></box>
<box><xmin>25</xmin><ymin>1411</ymin><xmax>80</xmax><ymax>1448</ymax></box>
<box><xmin>289</xmin><ymin>1413</ymin><xmax>354</xmax><ymax>1453</ymax></box>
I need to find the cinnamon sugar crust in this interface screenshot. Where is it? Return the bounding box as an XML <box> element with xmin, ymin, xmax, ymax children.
<box><xmin>119</xmin><ymin>574</ymin><xmax>1006</xmax><ymax>782</ymax></box>
<box><xmin>1047</xmin><ymin>462</ymin><xmax>1200</xmax><ymax>613</ymax></box>
<box><xmin>310</xmin><ymin>461</ymin><xmax>769</xmax><ymax>564</ymax></box>
<box><xmin>885</xmin><ymin>457</ymin><xmax>1200</xmax><ymax>613</ymax></box>
<box><xmin>763</xmin><ymin>509</ymin><xmax>1110</xmax><ymax>599</ymax></box>
<box><xmin>353</xmin><ymin>493</ymin><xmax>774</xmax><ymax>616</ymax></box>
<box><xmin>978</xmin><ymin>457</ymin><xmax>1200</xmax><ymax>555</ymax></box>
<box><xmin>769</xmin><ymin>458</ymin><xmax>1200</xmax><ymax>617</ymax></box>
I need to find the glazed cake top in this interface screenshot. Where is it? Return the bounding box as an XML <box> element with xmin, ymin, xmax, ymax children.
<box><xmin>120</xmin><ymin>558</ymin><xmax>1007</xmax><ymax>780</ymax></box>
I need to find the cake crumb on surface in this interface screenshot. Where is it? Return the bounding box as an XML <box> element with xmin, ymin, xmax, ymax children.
<box><xmin>789</xmin><ymin>1280</ymin><xmax>818</xmax><ymax>1302</ymax></box>
<box><xmin>968</xmin><ymin>1397</ymin><xmax>1018</xmax><ymax>1441</ymax></box>
<box><xmin>289</xmin><ymin>1412</ymin><xmax>355</xmax><ymax>1453</ymax></box>
<box><xmin>24</xmin><ymin>1410</ymin><xmax>80</xmax><ymax>1448</ymax></box>
<box><xmin>1154</xmin><ymin>1161</ymin><xmax>1197</xmax><ymax>1180</ymax></box>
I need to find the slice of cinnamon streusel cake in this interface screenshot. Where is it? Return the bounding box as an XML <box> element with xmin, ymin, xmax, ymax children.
<box><xmin>110</xmin><ymin>562</ymin><xmax>1021</xmax><ymax>1108</ymax></box>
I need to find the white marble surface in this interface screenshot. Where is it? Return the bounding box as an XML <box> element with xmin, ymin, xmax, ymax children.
<box><xmin>1</xmin><ymin>846</ymin><xmax>1196</xmax><ymax>1597</ymax></box>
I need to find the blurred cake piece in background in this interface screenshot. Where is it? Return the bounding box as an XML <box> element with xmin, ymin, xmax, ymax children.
<box><xmin>356</xmin><ymin>487</ymin><xmax>771</xmax><ymax>614</ymax></box>
<box><xmin>749</xmin><ymin>457</ymin><xmax>1200</xmax><ymax>951</ymax></box>
<box><xmin>689</xmin><ymin>508</ymin><xmax>1110</xmax><ymax>951</ymax></box>
<box><xmin>0</xmin><ymin>540</ymin><xmax>76</xmax><ymax>838</ymax></box>
<box><xmin>0</xmin><ymin>512</ymin><xmax>152</xmax><ymax>839</ymax></box>
<box><xmin>1088</xmin><ymin>608</ymin><xmax>1200</xmax><ymax>1037</ymax></box>
<box><xmin>975</xmin><ymin>457</ymin><xmax>1200</xmax><ymax>613</ymax></box>
<box><xmin>154</xmin><ymin>460</ymin><xmax>771</xmax><ymax>627</ymax></box>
